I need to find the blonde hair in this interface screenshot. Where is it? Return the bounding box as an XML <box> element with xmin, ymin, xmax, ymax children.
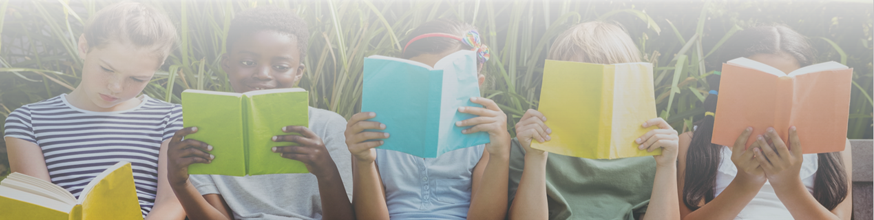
<box><xmin>547</xmin><ymin>21</ymin><xmax>641</xmax><ymax>64</ymax></box>
<box><xmin>83</xmin><ymin>1</ymin><xmax>177</xmax><ymax>60</ymax></box>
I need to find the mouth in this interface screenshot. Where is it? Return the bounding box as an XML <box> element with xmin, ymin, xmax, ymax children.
<box><xmin>99</xmin><ymin>93</ymin><xmax>118</xmax><ymax>102</ymax></box>
<box><xmin>247</xmin><ymin>85</ymin><xmax>275</xmax><ymax>91</ymax></box>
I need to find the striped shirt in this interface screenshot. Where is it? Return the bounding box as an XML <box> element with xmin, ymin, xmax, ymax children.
<box><xmin>3</xmin><ymin>93</ymin><xmax>182</xmax><ymax>217</ymax></box>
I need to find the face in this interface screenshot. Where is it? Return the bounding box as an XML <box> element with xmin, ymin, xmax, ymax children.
<box><xmin>747</xmin><ymin>52</ymin><xmax>801</xmax><ymax>73</ymax></box>
<box><xmin>75</xmin><ymin>37</ymin><xmax>163</xmax><ymax>111</ymax></box>
<box><xmin>223</xmin><ymin>30</ymin><xmax>305</xmax><ymax>93</ymax></box>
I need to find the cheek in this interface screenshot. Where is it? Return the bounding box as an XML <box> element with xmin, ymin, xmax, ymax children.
<box><xmin>275</xmin><ymin>72</ymin><xmax>298</xmax><ymax>87</ymax></box>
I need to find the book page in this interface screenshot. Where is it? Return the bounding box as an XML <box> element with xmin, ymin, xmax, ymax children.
<box><xmin>787</xmin><ymin>68</ymin><xmax>853</xmax><ymax>153</ymax></box>
<box><xmin>366</xmin><ymin>55</ymin><xmax>435</xmax><ymax>70</ymax></box>
<box><xmin>727</xmin><ymin>57</ymin><xmax>786</xmax><ymax>77</ymax></box>
<box><xmin>77</xmin><ymin>162</ymin><xmax>143</xmax><ymax>220</ymax></box>
<box><xmin>0</xmin><ymin>173</ymin><xmax>75</xmax><ymax>204</ymax></box>
<box><xmin>711</xmin><ymin>63</ymin><xmax>782</xmax><ymax>148</ymax></box>
<box><xmin>183</xmin><ymin>90</ymin><xmax>248</xmax><ymax>176</ymax></box>
<box><xmin>435</xmin><ymin>49</ymin><xmax>489</xmax><ymax>158</ymax></box>
<box><xmin>246</xmin><ymin>90</ymin><xmax>310</xmax><ymax>175</ymax></box>
<box><xmin>788</xmin><ymin>61</ymin><xmax>848</xmax><ymax>76</ymax></box>
<box><xmin>609</xmin><ymin>63</ymin><xmax>659</xmax><ymax>159</ymax></box>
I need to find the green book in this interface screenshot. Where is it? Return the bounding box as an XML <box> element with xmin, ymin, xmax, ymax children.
<box><xmin>181</xmin><ymin>88</ymin><xmax>309</xmax><ymax>176</ymax></box>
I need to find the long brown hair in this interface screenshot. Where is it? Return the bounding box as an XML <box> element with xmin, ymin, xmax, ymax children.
<box><xmin>682</xmin><ymin>25</ymin><xmax>848</xmax><ymax>211</ymax></box>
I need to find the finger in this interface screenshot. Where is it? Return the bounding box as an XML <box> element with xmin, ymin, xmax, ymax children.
<box><xmin>458</xmin><ymin>106</ymin><xmax>496</xmax><ymax>117</ymax></box>
<box><xmin>519</xmin><ymin>123</ymin><xmax>550</xmax><ymax>143</ymax></box>
<box><xmin>350</xmin><ymin>131</ymin><xmax>390</xmax><ymax>144</ymax></box>
<box><xmin>732</xmin><ymin>127</ymin><xmax>754</xmax><ymax>154</ymax></box>
<box><xmin>753</xmin><ymin>148</ymin><xmax>775</xmax><ymax>172</ymax></box>
<box><xmin>636</xmin><ymin>129</ymin><xmax>673</xmax><ymax>145</ymax></box>
<box><xmin>788</xmin><ymin>126</ymin><xmax>802</xmax><ymax>156</ymax></box>
<box><xmin>180</xmin><ymin>147</ymin><xmax>214</xmax><ymax>161</ymax></box>
<box><xmin>274</xmin><ymin>146</ymin><xmax>315</xmax><ymax>155</ymax></box>
<box><xmin>282</xmin><ymin>126</ymin><xmax>319</xmax><ymax>139</ymax></box>
<box><xmin>642</xmin><ymin>118</ymin><xmax>672</xmax><ymax>129</ymax></box>
<box><xmin>462</xmin><ymin>123</ymin><xmax>497</xmax><ymax>134</ymax></box>
<box><xmin>181</xmin><ymin>157</ymin><xmax>211</xmax><ymax>166</ymax></box>
<box><xmin>519</xmin><ymin>109</ymin><xmax>547</xmax><ymax>122</ymax></box>
<box><xmin>171</xmin><ymin>127</ymin><xmax>199</xmax><ymax>144</ymax></box>
<box><xmin>515</xmin><ymin>115</ymin><xmax>550</xmax><ymax>134</ymax></box>
<box><xmin>181</xmin><ymin>139</ymin><xmax>213</xmax><ymax>153</ymax></box>
<box><xmin>347</xmin><ymin>112</ymin><xmax>377</xmax><ymax>129</ymax></box>
<box><xmin>646</xmin><ymin>139</ymin><xmax>672</xmax><ymax>152</ymax></box>
<box><xmin>349</xmin><ymin>141</ymin><xmax>383</xmax><ymax>153</ymax></box>
<box><xmin>765</xmin><ymin>127</ymin><xmax>791</xmax><ymax>157</ymax></box>
<box><xmin>470</xmin><ymin>97</ymin><xmax>500</xmax><ymax>111</ymax></box>
<box><xmin>280</xmin><ymin>153</ymin><xmax>313</xmax><ymax>163</ymax></box>
<box><xmin>349</xmin><ymin>120</ymin><xmax>385</xmax><ymax>134</ymax></box>
<box><xmin>273</xmin><ymin>135</ymin><xmax>320</xmax><ymax>146</ymax></box>
<box><xmin>757</xmin><ymin>135</ymin><xmax>780</xmax><ymax>162</ymax></box>
<box><xmin>457</xmin><ymin>116</ymin><xmax>496</xmax><ymax>127</ymax></box>
<box><xmin>638</xmin><ymin>130</ymin><xmax>676</xmax><ymax>149</ymax></box>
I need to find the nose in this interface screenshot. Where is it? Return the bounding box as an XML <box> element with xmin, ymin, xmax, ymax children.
<box><xmin>252</xmin><ymin>66</ymin><xmax>272</xmax><ymax>80</ymax></box>
<box><xmin>107</xmin><ymin>75</ymin><xmax>123</xmax><ymax>94</ymax></box>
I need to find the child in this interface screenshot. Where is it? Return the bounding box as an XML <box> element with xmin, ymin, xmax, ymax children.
<box><xmin>164</xmin><ymin>8</ymin><xmax>355</xmax><ymax>220</ymax></box>
<box><xmin>507</xmin><ymin>21</ymin><xmax>681</xmax><ymax>220</ymax></box>
<box><xmin>3</xmin><ymin>2</ymin><xmax>184</xmax><ymax>219</ymax></box>
<box><xmin>678</xmin><ymin>25</ymin><xmax>853</xmax><ymax>220</ymax></box>
<box><xmin>344</xmin><ymin>19</ymin><xmax>511</xmax><ymax>220</ymax></box>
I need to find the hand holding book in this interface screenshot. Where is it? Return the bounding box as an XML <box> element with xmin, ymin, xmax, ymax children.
<box><xmin>271</xmin><ymin>125</ymin><xmax>339</xmax><ymax>178</ymax></box>
<box><xmin>167</xmin><ymin>127</ymin><xmax>214</xmax><ymax>187</ymax></box>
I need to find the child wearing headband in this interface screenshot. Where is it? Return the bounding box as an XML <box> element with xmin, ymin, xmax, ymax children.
<box><xmin>345</xmin><ymin>19</ymin><xmax>511</xmax><ymax>220</ymax></box>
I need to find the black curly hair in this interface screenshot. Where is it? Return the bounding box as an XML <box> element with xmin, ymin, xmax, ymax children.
<box><xmin>226</xmin><ymin>8</ymin><xmax>309</xmax><ymax>60</ymax></box>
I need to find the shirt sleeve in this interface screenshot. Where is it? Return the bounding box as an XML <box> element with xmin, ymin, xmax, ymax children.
<box><xmin>320</xmin><ymin>112</ymin><xmax>354</xmax><ymax>202</ymax></box>
<box><xmin>189</xmin><ymin>174</ymin><xmax>220</xmax><ymax>195</ymax></box>
<box><xmin>4</xmin><ymin>106</ymin><xmax>36</xmax><ymax>144</ymax></box>
<box><xmin>162</xmin><ymin>104</ymin><xmax>183</xmax><ymax>141</ymax></box>
<box><xmin>507</xmin><ymin>138</ymin><xmax>527</xmax><ymax>209</ymax></box>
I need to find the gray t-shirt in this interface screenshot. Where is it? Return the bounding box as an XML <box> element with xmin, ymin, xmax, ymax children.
<box><xmin>189</xmin><ymin>107</ymin><xmax>353</xmax><ymax>220</ymax></box>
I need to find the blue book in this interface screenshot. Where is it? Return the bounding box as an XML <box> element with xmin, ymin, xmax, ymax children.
<box><xmin>361</xmin><ymin>50</ymin><xmax>490</xmax><ymax>158</ymax></box>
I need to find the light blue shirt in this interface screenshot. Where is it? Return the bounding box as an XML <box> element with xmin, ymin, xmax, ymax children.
<box><xmin>376</xmin><ymin>144</ymin><xmax>486</xmax><ymax>219</ymax></box>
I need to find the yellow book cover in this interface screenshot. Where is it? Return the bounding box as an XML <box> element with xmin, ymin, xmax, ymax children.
<box><xmin>0</xmin><ymin>161</ymin><xmax>143</xmax><ymax>220</ymax></box>
<box><xmin>532</xmin><ymin>60</ymin><xmax>659</xmax><ymax>159</ymax></box>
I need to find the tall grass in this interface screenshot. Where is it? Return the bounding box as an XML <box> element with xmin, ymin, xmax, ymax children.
<box><xmin>0</xmin><ymin>0</ymin><xmax>872</xmax><ymax>177</ymax></box>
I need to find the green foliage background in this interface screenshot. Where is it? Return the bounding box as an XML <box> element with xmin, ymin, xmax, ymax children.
<box><xmin>0</xmin><ymin>0</ymin><xmax>871</xmax><ymax>178</ymax></box>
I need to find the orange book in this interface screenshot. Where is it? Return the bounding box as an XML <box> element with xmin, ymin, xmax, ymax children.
<box><xmin>711</xmin><ymin>57</ymin><xmax>853</xmax><ymax>154</ymax></box>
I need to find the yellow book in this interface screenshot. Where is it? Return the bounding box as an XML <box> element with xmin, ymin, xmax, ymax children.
<box><xmin>532</xmin><ymin>60</ymin><xmax>659</xmax><ymax>159</ymax></box>
<box><xmin>0</xmin><ymin>162</ymin><xmax>143</xmax><ymax>220</ymax></box>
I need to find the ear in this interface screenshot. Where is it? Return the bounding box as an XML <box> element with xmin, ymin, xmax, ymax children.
<box><xmin>477</xmin><ymin>74</ymin><xmax>485</xmax><ymax>87</ymax></box>
<box><xmin>77</xmin><ymin>34</ymin><xmax>88</xmax><ymax>60</ymax></box>
<box><xmin>293</xmin><ymin>63</ymin><xmax>306</xmax><ymax>84</ymax></box>
<box><xmin>220</xmin><ymin>53</ymin><xmax>230</xmax><ymax>73</ymax></box>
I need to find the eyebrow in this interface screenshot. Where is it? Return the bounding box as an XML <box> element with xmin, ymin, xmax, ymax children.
<box><xmin>99</xmin><ymin>59</ymin><xmax>117</xmax><ymax>70</ymax></box>
<box><xmin>236</xmin><ymin>50</ymin><xmax>295</xmax><ymax>62</ymax></box>
<box><xmin>99</xmin><ymin>59</ymin><xmax>152</xmax><ymax>79</ymax></box>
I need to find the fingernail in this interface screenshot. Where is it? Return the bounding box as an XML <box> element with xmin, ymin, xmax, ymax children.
<box><xmin>272</xmin><ymin>136</ymin><xmax>277</xmax><ymax>141</ymax></box>
<box><xmin>636</xmin><ymin>138</ymin><xmax>642</xmax><ymax>144</ymax></box>
<box><xmin>458</xmin><ymin>107</ymin><xmax>465</xmax><ymax>112</ymax></box>
<box><xmin>790</xmin><ymin>126</ymin><xmax>796</xmax><ymax>131</ymax></box>
<box><xmin>642</xmin><ymin>122</ymin><xmax>647</xmax><ymax>127</ymax></box>
<box><xmin>462</xmin><ymin>129</ymin><xmax>468</xmax><ymax>134</ymax></box>
<box><xmin>282</xmin><ymin>127</ymin><xmax>287</xmax><ymax>132</ymax></box>
<box><xmin>746</xmin><ymin>127</ymin><xmax>752</xmax><ymax>131</ymax></box>
<box><xmin>470</xmin><ymin>97</ymin><xmax>477</xmax><ymax>101</ymax></box>
<box><xmin>384</xmin><ymin>133</ymin><xmax>390</xmax><ymax>138</ymax></box>
<box><xmin>639</xmin><ymin>145</ymin><xmax>645</xmax><ymax>150</ymax></box>
<box><xmin>369</xmin><ymin>112</ymin><xmax>376</xmax><ymax>117</ymax></box>
<box><xmin>207</xmin><ymin>145</ymin><xmax>213</xmax><ymax>151</ymax></box>
<box><xmin>380</xmin><ymin>124</ymin><xmax>386</xmax><ymax>129</ymax></box>
<box><xmin>767</xmin><ymin>127</ymin><xmax>774</xmax><ymax>132</ymax></box>
<box><xmin>210</xmin><ymin>154</ymin><xmax>215</xmax><ymax>160</ymax></box>
<box><xmin>754</xmin><ymin>148</ymin><xmax>760</xmax><ymax>153</ymax></box>
<box><xmin>456</xmin><ymin>121</ymin><xmax>462</xmax><ymax>126</ymax></box>
<box><xmin>542</xmin><ymin>117</ymin><xmax>547</xmax><ymax>121</ymax></box>
<box><xmin>192</xmin><ymin>127</ymin><xmax>198</xmax><ymax>132</ymax></box>
<box><xmin>758</xmin><ymin>135</ymin><xmax>764</xmax><ymax>140</ymax></box>
<box><xmin>546</xmin><ymin>135</ymin><xmax>551</xmax><ymax>141</ymax></box>
<box><xmin>272</xmin><ymin>147</ymin><xmax>277</xmax><ymax>152</ymax></box>
<box><xmin>546</xmin><ymin>128</ymin><xmax>552</xmax><ymax>134</ymax></box>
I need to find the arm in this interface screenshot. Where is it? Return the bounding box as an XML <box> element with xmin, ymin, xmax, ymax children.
<box><xmin>508</xmin><ymin>109</ymin><xmax>550</xmax><ymax>220</ymax></box>
<box><xmin>165</xmin><ymin>127</ymin><xmax>234</xmax><ymax>220</ymax></box>
<box><xmin>145</xmin><ymin>139</ymin><xmax>188</xmax><ymax>220</ymax></box>
<box><xmin>5</xmin><ymin>137</ymin><xmax>50</xmax><ymax>181</ymax></box>
<box><xmin>272</xmin><ymin>126</ymin><xmax>354</xmax><ymax>220</ymax></box>
<box><xmin>756</xmin><ymin>128</ymin><xmax>852</xmax><ymax>220</ymax></box>
<box><xmin>345</xmin><ymin>112</ymin><xmax>390</xmax><ymax>220</ymax></box>
<box><xmin>636</xmin><ymin>118</ymin><xmax>680</xmax><ymax>220</ymax></box>
<box><xmin>459</xmin><ymin>97</ymin><xmax>510</xmax><ymax>220</ymax></box>
<box><xmin>681</xmin><ymin>127</ymin><xmax>768</xmax><ymax>220</ymax></box>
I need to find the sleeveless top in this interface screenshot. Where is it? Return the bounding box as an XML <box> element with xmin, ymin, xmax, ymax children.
<box><xmin>713</xmin><ymin>145</ymin><xmax>818</xmax><ymax>220</ymax></box>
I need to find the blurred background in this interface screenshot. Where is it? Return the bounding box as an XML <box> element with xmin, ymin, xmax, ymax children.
<box><xmin>0</xmin><ymin>0</ymin><xmax>871</xmax><ymax>177</ymax></box>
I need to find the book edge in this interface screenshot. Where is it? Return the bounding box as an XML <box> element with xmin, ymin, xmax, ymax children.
<box><xmin>76</xmin><ymin>161</ymin><xmax>129</xmax><ymax>204</ymax></box>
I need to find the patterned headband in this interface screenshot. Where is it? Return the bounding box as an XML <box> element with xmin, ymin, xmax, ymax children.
<box><xmin>403</xmin><ymin>30</ymin><xmax>491</xmax><ymax>63</ymax></box>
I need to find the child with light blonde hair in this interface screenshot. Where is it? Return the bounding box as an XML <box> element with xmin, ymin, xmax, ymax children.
<box><xmin>507</xmin><ymin>21</ymin><xmax>680</xmax><ymax>220</ymax></box>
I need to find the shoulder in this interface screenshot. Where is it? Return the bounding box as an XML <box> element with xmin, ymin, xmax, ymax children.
<box><xmin>7</xmin><ymin>95</ymin><xmax>66</xmax><ymax>120</ymax></box>
<box><xmin>678</xmin><ymin>131</ymin><xmax>694</xmax><ymax>166</ymax></box>
<box><xmin>142</xmin><ymin>95</ymin><xmax>181</xmax><ymax>111</ymax></box>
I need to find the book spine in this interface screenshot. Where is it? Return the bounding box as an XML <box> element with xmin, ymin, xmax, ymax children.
<box><xmin>600</xmin><ymin>65</ymin><xmax>615</xmax><ymax>159</ymax></box>
<box><xmin>776</xmin><ymin>77</ymin><xmax>793</xmax><ymax>143</ymax></box>
<box><xmin>425</xmin><ymin>70</ymin><xmax>443</xmax><ymax>158</ymax></box>
<box><xmin>243</xmin><ymin>95</ymin><xmax>250</xmax><ymax>175</ymax></box>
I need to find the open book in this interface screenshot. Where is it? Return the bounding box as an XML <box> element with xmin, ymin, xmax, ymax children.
<box><xmin>711</xmin><ymin>57</ymin><xmax>853</xmax><ymax>154</ymax></box>
<box><xmin>361</xmin><ymin>50</ymin><xmax>490</xmax><ymax>158</ymax></box>
<box><xmin>532</xmin><ymin>60</ymin><xmax>658</xmax><ymax>159</ymax></box>
<box><xmin>0</xmin><ymin>161</ymin><xmax>142</xmax><ymax>220</ymax></box>
<box><xmin>182</xmin><ymin>88</ymin><xmax>310</xmax><ymax>176</ymax></box>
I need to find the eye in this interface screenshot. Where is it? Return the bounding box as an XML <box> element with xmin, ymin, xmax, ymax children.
<box><xmin>273</xmin><ymin>65</ymin><xmax>290</xmax><ymax>71</ymax></box>
<box><xmin>130</xmin><ymin>77</ymin><xmax>146</xmax><ymax>83</ymax></box>
<box><xmin>241</xmin><ymin>61</ymin><xmax>255</xmax><ymax>66</ymax></box>
<box><xmin>100</xmin><ymin>66</ymin><xmax>114</xmax><ymax>73</ymax></box>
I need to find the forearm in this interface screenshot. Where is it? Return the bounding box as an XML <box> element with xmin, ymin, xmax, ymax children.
<box><xmin>508</xmin><ymin>153</ymin><xmax>548</xmax><ymax>220</ymax></box>
<box><xmin>774</xmin><ymin>179</ymin><xmax>840</xmax><ymax>220</ymax></box>
<box><xmin>643</xmin><ymin>165</ymin><xmax>680</xmax><ymax>220</ymax></box>
<box><xmin>353</xmin><ymin>160</ymin><xmax>389</xmax><ymax>220</ymax></box>
<box><xmin>682</xmin><ymin>177</ymin><xmax>761</xmax><ymax>220</ymax></box>
<box><xmin>468</xmin><ymin>153</ymin><xmax>510</xmax><ymax>220</ymax></box>
<box><xmin>316</xmin><ymin>168</ymin><xmax>355</xmax><ymax>220</ymax></box>
<box><xmin>169</xmin><ymin>181</ymin><xmax>231</xmax><ymax>220</ymax></box>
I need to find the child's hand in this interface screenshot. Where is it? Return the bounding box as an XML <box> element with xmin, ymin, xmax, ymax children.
<box><xmin>456</xmin><ymin>97</ymin><xmax>511</xmax><ymax>157</ymax></box>
<box><xmin>271</xmin><ymin>126</ymin><xmax>339</xmax><ymax>179</ymax></box>
<box><xmin>753</xmin><ymin>127</ymin><xmax>803</xmax><ymax>187</ymax></box>
<box><xmin>635</xmin><ymin>118</ymin><xmax>679</xmax><ymax>168</ymax></box>
<box><xmin>167</xmin><ymin>127</ymin><xmax>213</xmax><ymax>187</ymax></box>
<box><xmin>513</xmin><ymin>109</ymin><xmax>549</xmax><ymax>157</ymax></box>
<box><xmin>344</xmin><ymin>112</ymin><xmax>388</xmax><ymax>164</ymax></box>
<box><xmin>730</xmin><ymin>127</ymin><xmax>767</xmax><ymax>188</ymax></box>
